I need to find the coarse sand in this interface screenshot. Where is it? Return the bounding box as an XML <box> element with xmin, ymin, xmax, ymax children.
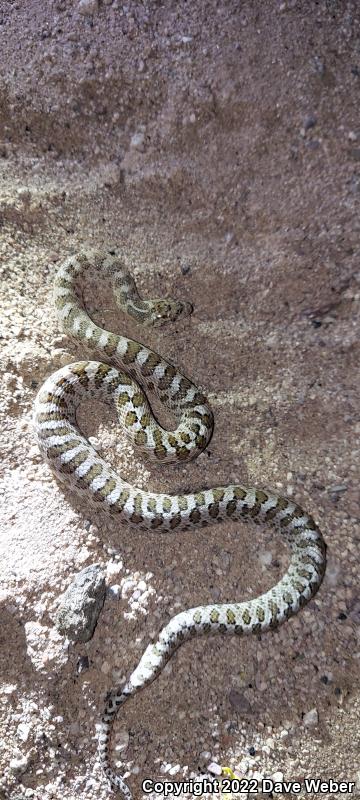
<box><xmin>0</xmin><ymin>2</ymin><xmax>359</xmax><ymax>799</ymax></box>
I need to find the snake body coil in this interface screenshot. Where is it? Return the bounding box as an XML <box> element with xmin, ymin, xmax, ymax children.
<box><xmin>33</xmin><ymin>251</ymin><xmax>326</xmax><ymax>798</ymax></box>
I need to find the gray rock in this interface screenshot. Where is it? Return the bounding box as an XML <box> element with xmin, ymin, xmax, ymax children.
<box><xmin>55</xmin><ymin>565</ymin><xmax>106</xmax><ymax>642</ymax></box>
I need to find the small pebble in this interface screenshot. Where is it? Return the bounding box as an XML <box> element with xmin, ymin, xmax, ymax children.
<box><xmin>272</xmin><ymin>771</ymin><xmax>284</xmax><ymax>781</ymax></box>
<box><xmin>130</xmin><ymin>132</ymin><xmax>145</xmax><ymax>150</ymax></box>
<box><xmin>78</xmin><ymin>0</ymin><xmax>98</xmax><ymax>14</ymax></box>
<box><xmin>207</xmin><ymin>761</ymin><xmax>222</xmax><ymax>776</ymax></box>
<box><xmin>303</xmin><ymin>707</ymin><xmax>319</xmax><ymax>727</ymax></box>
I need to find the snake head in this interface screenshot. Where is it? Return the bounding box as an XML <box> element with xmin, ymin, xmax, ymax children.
<box><xmin>150</xmin><ymin>299</ymin><xmax>193</xmax><ymax>327</ymax></box>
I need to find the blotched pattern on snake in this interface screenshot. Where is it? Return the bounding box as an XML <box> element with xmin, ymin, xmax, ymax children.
<box><xmin>33</xmin><ymin>250</ymin><xmax>327</xmax><ymax>799</ymax></box>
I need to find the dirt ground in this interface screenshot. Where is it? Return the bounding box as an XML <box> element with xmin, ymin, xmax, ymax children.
<box><xmin>0</xmin><ymin>1</ymin><xmax>359</xmax><ymax>799</ymax></box>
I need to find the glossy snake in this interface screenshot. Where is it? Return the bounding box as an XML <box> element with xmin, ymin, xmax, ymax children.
<box><xmin>33</xmin><ymin>250</ymin><xmax>327</xmax><ymax>798</ymax></box>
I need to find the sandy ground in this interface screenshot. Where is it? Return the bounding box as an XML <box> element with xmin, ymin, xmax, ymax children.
<box><xmin>0</xmin><ymin>2</ymin><xmax>360</xmax><ymax>799</ymax></box>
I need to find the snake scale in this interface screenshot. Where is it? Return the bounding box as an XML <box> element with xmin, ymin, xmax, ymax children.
<box><xmin>33</xmin><ymin>250</ymin><xmax>327</xmax><ymax>799</ymax></box>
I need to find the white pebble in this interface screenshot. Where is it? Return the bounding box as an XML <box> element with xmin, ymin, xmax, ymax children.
<box><xmin>303</xmin><ymin>707</ymin><xmax>319</xmax><ymax>727</ymax></box>
<box><xmin>208</xmin><ymin>761</ymin><xmax>222</xmax><ymax>775</ymax></box>
<box><xmin>272</xmin><ymin>771</ymin><xmax>284</xmax><ymax>781</ymax></box>
<box><xmin>78</xmin><ymin>0</ymin><xmax>98</xmax><ymax>14</ymax></box>
<box><xmin>10</xmin><ymin>753</ymin><xmax>30</xmax><ymax>773</ymax></box>
<box><xmin>16</xmin><ymin>722</ymin><xmax>31</xmax><ymax>742</ymax></box>
<box><xmin>130</xmin><ymin>132</ymin><xmax>145</xmax><ymax>150</ymax></box>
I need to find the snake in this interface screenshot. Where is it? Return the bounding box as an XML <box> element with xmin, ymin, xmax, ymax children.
<box><xmin>33</xmin><ymin>250</ymin><xmax>327</xmax><ymax>799</ymax></box>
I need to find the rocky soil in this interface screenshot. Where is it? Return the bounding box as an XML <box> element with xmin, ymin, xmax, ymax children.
<box><xmin>0</xmin><ymin>2</ymin><xmax>359</xmax><ymax>799</ymax></box>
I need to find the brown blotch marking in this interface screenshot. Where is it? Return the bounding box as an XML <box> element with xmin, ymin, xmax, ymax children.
<box><xmin>190</xmin><ymin>410</ymin><xmax>206</xmax><ymax>420</ymax></box>
<box><xmin>151</xmin><ymin>516</ymin><xmax>164</xmax><ymax>529</ymax></box>
<box><xmin>131</xmin><ymin>513</ymin><xmax>144</xmax><ymax>525</ymax></box>
<box><xmin>226</xmin><ymin>609</ymin><xmax>236</xmax><ymax>625</ymax></box>
<box><xmin>176</xmin><ymin>445</ymin><xmax>190</xmax><ymax>459</ymax></box>
<box><xmin>234</xmin><ymin>624</ymin><xmax>244</xmax><ymax>635</ymax></box>
<box><xmin>117</xmin><ymin>391</ymin><xmax>131</xmax><ymax>407</ymax></box>
<box><xmin>189</xmin><ymin>507</ymin><xmax>201</xmax><ymax>524</ymax></box>
<box><xmin>210</xmin><ymin>609</ymin><xmax>220</xmax><ymax>623</ymax></box>
<box><xmin>226</xmin><ymin>499</ymin><xmax>237</xmax><ymax>517</ymax></box>
<box><xmin>133</xmin><ymin>493</ymin><xmax>143</xmax><ymax>514</ymax></box>
<box><xmin>194</xmin><ymin>492</ymin><xmax>206</xmax><ymax>507</ymax></box>
<box><xmin>180</xmin><ymin>431</ymin><xmax>191</xmax><ymax>444</ymax></box>
<box><xmin>212</xmin><ymin>488</ymin><xmax>225</xmax><ymax>503</ymax></box>
<box><xmin>291</xmin><ymin>580</ymin><xmax>306</xmax><ymax>594</ymax></box>
<box><xmin>59</xmin><ymin>450</ymin><xmax>88</xmax><ymax>470</ymax></box>
<box><xmin>134</xmin><ymin>430</ymin><xmax>147</xmax><ymax>447</ymax></box>
<box><xmin>234</xmin><ymin>486</ymin><xmax>247</xmax><ymax>501</ymax></box>
<box><xmin>140</xmin><ymin>413</ymin><xmax>151</xmax><ymax>429</ymax></box>
<box><xmin>265</xmin><ymin>507</ymin><xmax>278</xmax><ymax>521</ymax></box>
<box><xmin>123</xmin><ymin>341</ymin><xmax>142</xmax><ymax>363</ymax></box>
<box><xmin>37</xmin><ymin>411</ymin><xmax>65</xmax><ymax>424</ymax></box>
<box><xmin>153</xmin><ymin>429</ymin><xmax>162</xmax><ymax>445</ymax></box>
<box><xmin>282</xmin><ymin>591</ymin><xmax>293</xmax><ymax>605</ymax></box>
<box><xmin>99</xmin><ymin>478</ymin><xmax>117</xmax><ymax>498</ymax></box>
<box><xmin>296</xmin><ymin>536</ymin><xmax>314</xmax><ymax>549</ymax></box>
<box><xmin>103</xmin><ymin>334</ymin><xmax>119</xmax><ymax>358</ymax></box>
<box><xmin>242</xmin><ymin>609</ymin><xmax>251</xmax><ymax>625</ymax></box>
<box><xmin>195</xmin><ymin>435</ymin><xmax>206</xmax><ymax>449</ymax></box>
<box><xmin>276</xmin><ymin>496</ymin><xmax>289</xmax><ymax>511</ymax></box>
<box><xmin>292</xmin><ymin>504</ymin><xmax>306</xmax><ymax>518</ymax></box>
<box><xmin>298</xmin><ymin>595</ymin><xmax>308</xmax><ymax>608</ymax></box>
<box><xmin>298</xmin><ymin>569</ymin><xmax>313</xmax><ymax>581</ymax></box>
<box><xmin>189</xmin><ymin>423</ymin><xmax>201</xmax><ymax>434</ymax></box>
<box><xmin>167</xmin><ymin>434</ymin><xmax>178</xmax><ymax>448</ymax></box>
<box><xmin>63</xmin><ymin>383</ymin><xmax>76</xmax><ymax>395</ymax></box>
<box><xmin>208</xmin><ymin>502</ymin><xmax>219</xmax><ymax>518</ymax></box>
<box><xmin>255</xmin><ymin>489</ymin><xmax>269</xmax><ymax>504</ymax></box>
<box><xmin>202</xmin><ymin>413</ymin><xmax>213</xmax><ymax>429</ymax></box>
<box><xmin>54</xmin><ymin>294</ymin><xmax>70</xmax><ymax>310</ymax></box>
<box><xmin>251</xmin><ymin>622</ymin><xmax>262</xmax><ymax>634</ymax></box>
<box><xmin>132</xmin><ymin>392</ymin><xmax>144</xmax><ymax>408</ymax></box>
<box><xmin>170</xmin><ymin>513</ymin><xmax>182</xmax><ymax>529</ymax></box>
<box><xmin>94</xmin><ymin>364</ymin><xmax>112</xmax><ymax>385</ymax></box>
<box><xmin>193</xmin><ymin>391</ymin><xmax>206</xmax><ymax>405</ymax></box>
<box><xmin>70</xmin><ymin>364</ymin><xmax>90</xmax><ymax>387</ymax></box>
<box><xmin>55</xmin><ymin>276</ymin><xmax>73</xmax><ymax>289</ymax></box>
<box><xmin>125</xmin><ymin>410</ymin><xmax>137</xmax><ymax>427</ymax></box>
<box><xmin>154</xmin><ymin>444</ymin><xmax>167</xmax><ymax>460</ymax></box>
<box><xmin>280</xmin><ymin>514</ymin><xmax>296</xmax><ymax>528</ymax></box>
<box><xmin>158</xmin><ymin>365</ymin><xmax>176</xmax><ymax>390</ymax></box>
<box><xmin>268</xmin><ymin>600</ymin><xmax>280</xmax><ymax>616</ymax></box>
<box><xmin>47</xmin><ymin>438</ymin><xmax>82</xmax><ymax>457</ymax></box>
<box><xmin>140</xmin><ymin>352</ymin><xmax>161</xmax><ymax>374</ymax></box>
<box><xmin>118</xmin><ymin>372</ymin><xmax>133</xmax><ymax>386</ymax></box>
<box><xmin>305</xmin><ymin>517</ymin><xmax>318</xmax><ymax>531</ymax></box>
<box><xmin>48</xmin><ymin>426</ymin><xmax>71</xmax><ymax>437</ymax></box>
<box><xmin>79</xmin><ymin>463</ymin><xmax>104</xmax><ymax>486</ymax></box>
<box><xmin>202</xmin><ymin>622</ymin><xmax>211</xmax><ymax>633</ymax></box>
<box><xmin>178</xmin><ymin>496</ymin><xmax>188</xmax><ymax>511</ymax></box>
<box><xmin>116</xmin><ymin>489</ymin><xmax>130</xmax><ymax>510</ymax></box>
<box><xmin>248</xmin><ymin>502</ymin><xmax>261</xmax><ymax>518</ymax></box>
<box><xmin>162</xmin><ymin>497</ymin><xmax>172</xmax><ymax>513</ymax></box>
<box><xmin>256</xmin><ymin>607</ymin><xmax>265</xmax><ymax>623</ymax></box>
<box><xmin>147</xmin><ymin>497</ymin><xmax>157</xmax><ymax>513</ymax></box>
